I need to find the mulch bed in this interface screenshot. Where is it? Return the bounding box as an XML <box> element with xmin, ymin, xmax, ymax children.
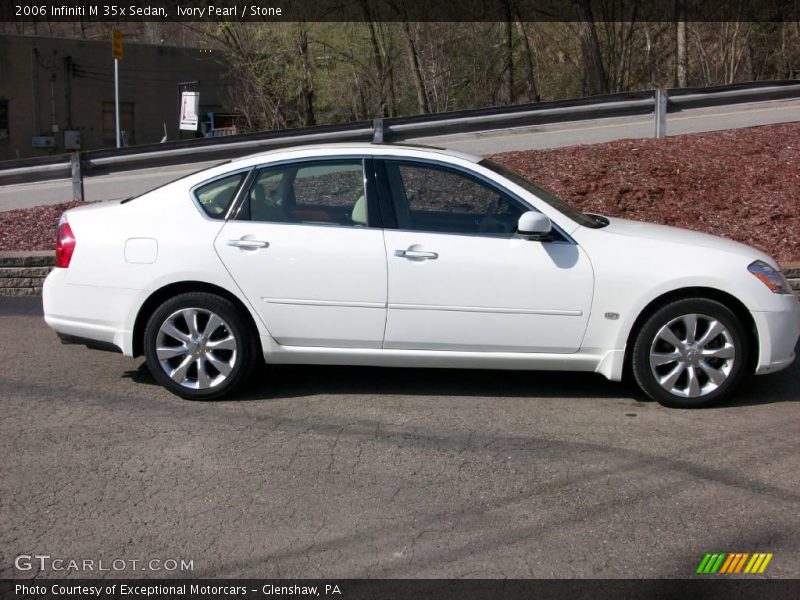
<box><xmin>1</xmin><ymin>123</ymin><xmax>798</xmax><ymax>261</ymax></box>
<box><xmin>491</xmin><ymin>122</ymin><xmax>800</xmax><ymax>262</ymax></box>
<box><xmin>0</xmin><ymin>200</ymin><xmax>86</xmax><ymax>255</ymax></box>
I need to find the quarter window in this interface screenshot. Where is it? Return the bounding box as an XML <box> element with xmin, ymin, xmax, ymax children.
<box><xmin>194</xmin><ymin>172</ymin><xmax>247</xmax><ymax>218</ymax></box>
<box><xmin>385</xmin><ymin>161</ymin><xmax>525</xmax><ymax>235</ymax></box>
<box><xmin>242</xmin><ymin>160</ymin><xmax>367</xmax><ymax>227</ymax></box>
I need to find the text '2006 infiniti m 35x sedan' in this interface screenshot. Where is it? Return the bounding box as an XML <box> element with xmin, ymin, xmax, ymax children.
<box><xmin>43</xmin><ymin>143</ymin><xmax>800</xmax><ymax>408</ymax></box>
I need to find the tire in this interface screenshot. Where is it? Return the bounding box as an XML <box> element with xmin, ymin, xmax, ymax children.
<box><xmin>143</xmin><ymin>292</ymin><xmax>258</xmax><ymax>400</ymax></box>
<box><xmin>631</xmin><ymin>298</ymin><xmax>750</xmax><ymax>408</ymax></box>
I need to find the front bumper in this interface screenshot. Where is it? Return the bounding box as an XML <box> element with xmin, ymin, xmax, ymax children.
<box><xmin>752</xmin><ymin>295</ymin><xmax>800</xmax><ymax>375</ymax></box>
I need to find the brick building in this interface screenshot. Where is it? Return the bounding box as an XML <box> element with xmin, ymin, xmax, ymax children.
<box><xmin>0</xmin><ymin>34</ymin><xmax>231</xmax><ymax>160</ymax></box>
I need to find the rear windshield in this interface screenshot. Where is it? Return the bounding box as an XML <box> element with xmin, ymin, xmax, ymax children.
<box><xmin>479</xmin><ymin>159</ymin><xmax>605</xmax><ymax>229</ymax></box>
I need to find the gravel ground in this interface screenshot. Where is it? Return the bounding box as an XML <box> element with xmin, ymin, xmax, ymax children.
<box><xmin>1</xmin><ymin>123</ymin><xmax>798</xmax><ymax>261</ymax></box>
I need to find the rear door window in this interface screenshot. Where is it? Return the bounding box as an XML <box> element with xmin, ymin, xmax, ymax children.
<box><xmin>240</xmin><ymin>160</ymin><xmax>368</xmax><ymax>227</ymax></box>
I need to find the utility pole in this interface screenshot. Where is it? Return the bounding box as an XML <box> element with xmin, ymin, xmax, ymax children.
<box><xmin>112</xmin><ymin>30</ymin><xmax>123</xmax><ymax>148</ymax></box>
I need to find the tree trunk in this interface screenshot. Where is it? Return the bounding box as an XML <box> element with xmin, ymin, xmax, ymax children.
<box><xmin>514</xmin><ymin>17</ymin><xmax>538</xmax><ymax>102</ymax></box>
<box><xmin>644</xmin><ymin>25</ymin><xmax>657</xmax><ymax>87</ymax></box>
<box><xmin>572</xmin><ymin>0</ymin><xmax>608</xmax><ymax>95</ymax></box>
<box><xmin>401</xmin><ymin>21</ymin><xmax>430</xmax><ymax>114</ymax></box>
<box><xmin>360</xmin><ymin>4</ymin><xmax>389</xmax><ymax>117</ymax></box>
<box><xmin>375</xmin><ymin>22</ymin><xmax>398</xmax><ymax>117</ymax></box>
<box><xmin>296</xmin><ymin>23</ymin><xmax>316</xmax><ymax>126</ymax></box>
<box><xmin>503</xmin><ymin>5</ymin><xmax>515</xmax><ymax>104</ymax></box>
<box><xmin>676</xmin><ymin>0</ymin><xmax>688</xmax><ymax>87</ymax></box>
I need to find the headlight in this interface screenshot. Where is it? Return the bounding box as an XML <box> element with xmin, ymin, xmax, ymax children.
<box><xmin>748</xmin><ymin>260</ymin><xmax>792</xmax><ymax>294</ymax></box>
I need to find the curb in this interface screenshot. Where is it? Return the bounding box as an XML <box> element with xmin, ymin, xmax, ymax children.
<box><xmin>1</xmin><ymin>251</ymin><xmax>798</xmax><ymax>298</ymax></box>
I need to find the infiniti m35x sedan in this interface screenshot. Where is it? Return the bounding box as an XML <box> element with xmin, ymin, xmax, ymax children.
<box><xmin>43</xmin><ymin>143</ymin><xmax>799</xmax><ymax>408</ymax></box>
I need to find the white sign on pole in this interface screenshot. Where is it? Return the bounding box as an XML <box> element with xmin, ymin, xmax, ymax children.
<box><xmin>179</xmin><ymin>91</ymin><xmax>200</xmax><ymax>131</ymax></box>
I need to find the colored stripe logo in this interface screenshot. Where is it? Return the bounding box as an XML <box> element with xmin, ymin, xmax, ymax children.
<box><xmin>696</xmin><ymin>552</ymin><xmax>773</xmax><ymax>574</ymax></box>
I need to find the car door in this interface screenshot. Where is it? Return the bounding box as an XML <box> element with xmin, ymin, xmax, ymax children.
<box><xmin>379</xmin><ymin>159</ymin><xmax>594</xmax><ymax>353</ymax></box>
<box><xmin>214</xmin><ymin>158</ymin><xmax>388</xmax><ymax>349</ymax></box>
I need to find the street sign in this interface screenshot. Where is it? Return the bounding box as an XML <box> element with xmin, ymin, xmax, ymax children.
<box><xmin>112</xmin><ymin>29</ymin><xmax>123</xmax><ymax>60</ymax></box>
<box><xmin>180</xmin><ymin>92</ymin><xmax>200</xmax><ymax>131</ymax></box>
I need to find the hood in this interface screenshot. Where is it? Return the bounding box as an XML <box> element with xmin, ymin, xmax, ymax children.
<box><xmin>599</xmin><ymin>216</ymin><xmax>775</xmax><ymax>265</ymax></box>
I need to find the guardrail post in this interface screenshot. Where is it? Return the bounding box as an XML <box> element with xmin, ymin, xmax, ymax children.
<box><xmin>372</xmin><ymin>118</ymin><xmax>384</xmax><ymax>143</ymax></box>
<box><xmin>654</xmin><ymin>88</ymin><xmax>668</xmax><ymax>138</ymax></box>
<box><xmin>70</xmin><ymin>152</ymin><xmax>84</xmax><ymax>201</ymax></box>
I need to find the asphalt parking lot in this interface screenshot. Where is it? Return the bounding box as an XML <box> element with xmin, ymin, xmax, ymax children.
<box><xmin>1</xmin><ymin>296</ymin><xmax>799</xmax><ymax>579</ymax></box>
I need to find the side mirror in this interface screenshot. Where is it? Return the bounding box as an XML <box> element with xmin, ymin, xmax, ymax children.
<box><xmin>517</xmin><ymin>211</ymin><xmax>552</xmax><ymax>240</ymax></box>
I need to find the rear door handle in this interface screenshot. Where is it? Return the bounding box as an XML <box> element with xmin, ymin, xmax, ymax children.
<box><xmin>227</xmin><ymin>239</ymin><xmax>270</xmax><ymax>249</ymax></box>
<box><xmin>394</xmin><ymin>249</ymin><xmax>438</xmax><ymax>260</ymax></box>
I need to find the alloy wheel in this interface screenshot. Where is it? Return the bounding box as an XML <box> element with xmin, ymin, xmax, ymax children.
<box><xmin>648</xmin><ymin>313</ymin><xmax>736</xmax><ymax>399</ymax></box>
<box><xmin>155</xmin><ymin>307</ymin><xmax>238</xmax><ymax>390</ymax></box>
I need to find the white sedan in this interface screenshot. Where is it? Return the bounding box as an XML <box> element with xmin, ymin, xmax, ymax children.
<box><xmin>43</xmin><ymin>143</ymin><xmax>799</xmax><ymax>407</ymax></box>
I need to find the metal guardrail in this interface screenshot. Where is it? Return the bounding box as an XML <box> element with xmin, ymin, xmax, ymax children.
<box><xmin>0</xmin><ymin>80</ymin><xmax>798</xmax><ymax>199</ymax></box>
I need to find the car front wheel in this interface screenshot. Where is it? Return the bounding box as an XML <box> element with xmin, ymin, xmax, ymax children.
<box><xmin>631</xmin><ymin>298</ymin><xmax>750</xmax><ymax>408</ymax></box>
<box><xmin>143</xmin><ymin>292</ymin><xmax>257</xmax><ymax>400</ymax></box>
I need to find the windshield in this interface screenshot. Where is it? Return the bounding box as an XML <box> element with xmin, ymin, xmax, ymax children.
<box><xmin>479</xmin><ymin>159</ymin><xmax>606</xmax><ymax>229</ymax></box>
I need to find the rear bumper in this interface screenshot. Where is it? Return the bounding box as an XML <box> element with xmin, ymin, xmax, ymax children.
<box><xmin>752</xmin><ymin>295</ymin><xmax>800</xmax><ymax>375</ymax></box>
<box><xmin>43</xmin><ymin>268</ymin><xmax>139</xmax><ymax>356</ymax></box>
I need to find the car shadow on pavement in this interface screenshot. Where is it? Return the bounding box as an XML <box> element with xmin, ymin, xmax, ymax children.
<box><xmin>125</xmin><ymin>361</ymin><xmax>639</xmax><ymax>401</ymax></box>
<box><xmin>251</xmin><ymin>364</ymin><xmax>641</xmax><ymax>401</ymax></box>
<box><xmin>723</xmin><ymin>365</ymin><xmax>800</xmax><ymax>407</ymax></box>
<box><xmin>125</xmin><ymin>352</ymin><xmax>799</xmax><ymax>407</ymax></box>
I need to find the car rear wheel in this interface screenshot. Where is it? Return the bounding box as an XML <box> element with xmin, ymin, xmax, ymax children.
<box><xmin>631</xmin><ymin>298</ymin><xmax>749</xmax><ymax>408</ymax></box>
<box><xmin>144</xmin><ymin>292</ymin><xmax>257</xmax><ymax>400</ymax></box>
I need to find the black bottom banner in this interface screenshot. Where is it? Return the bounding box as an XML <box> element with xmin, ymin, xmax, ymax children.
<box><xmin>2</xmin><ymin>579</ymin><xmax>799</xmax><ymax>600</ymax></box>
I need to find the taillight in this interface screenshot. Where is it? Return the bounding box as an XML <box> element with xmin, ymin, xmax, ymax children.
<box><xmin>56</xmin><ymin>215</ymin><xmax>76</xmax><ymax>268</ymax></box>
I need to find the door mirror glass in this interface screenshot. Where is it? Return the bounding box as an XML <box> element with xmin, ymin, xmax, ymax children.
<box><xmin>517</xmin><ymin>211</ymin><xmax>552</xmax><ymax>238</ymax></box>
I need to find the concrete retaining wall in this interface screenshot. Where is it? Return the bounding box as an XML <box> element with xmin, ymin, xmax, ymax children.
<box><xmin>784</xmin><ymin>263</ymin><xmax>800</xmax><ymax>294</ymax></box>
<box><xmin>0</xmin><ymin>252</ymin><xmax>54</xmax><ymax>297</ymax></box>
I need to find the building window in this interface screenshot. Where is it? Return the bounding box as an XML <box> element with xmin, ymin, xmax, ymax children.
<box><xmin>102</xmin><ymin>101</ymin><xmax>134</xmax><ymax>145</ymax></box>
<box><xmin>0</xmin><ymin>99</ymin><xmax>8</xmax><ymax>140</ymax></box>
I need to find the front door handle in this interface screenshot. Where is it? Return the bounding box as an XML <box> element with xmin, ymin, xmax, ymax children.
<box><xmin>394</xmin><ymin>249</ymin><xmax>438</xmax><ymax>260</ymax></box>
<box><xmin>227</xmin><ymin>239</ymin><xmax>270</xmax><ymax>249</ymax></box>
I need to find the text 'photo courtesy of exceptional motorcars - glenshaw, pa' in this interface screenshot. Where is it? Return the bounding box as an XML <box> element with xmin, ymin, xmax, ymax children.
<box><xmin>1</xmin><ymin>1</ymin><xmax>800</xmax><ymax>600</ymax></box>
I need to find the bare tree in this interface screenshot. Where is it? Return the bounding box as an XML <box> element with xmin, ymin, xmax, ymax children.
<box><xmin>571</xmin><ymin>0</ymin><xmax>608</xmax><ymax>95</ymax></box>
<box><xmin>502</xmin><ymin>1</ymin><xmax>515</xmax><ymax>104</ymax></box>
<box><xmin>295</xmin><ymin>22</ymin><xmax>315</xmax><ymax>126</ymax></box>
<box><xmin>400</xmin><ymin>22</ymin><xmax>430</xmax><ymax>114</ymax></box>
<box><xmin>676</xmin><ymin>0</ymin><xmax>688</xmax><ymax>86</ymax></box>
<box><xmin>514</xmin><ymin>17</ymin><xmax>539</xmax><ymax>102</ymax></box>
